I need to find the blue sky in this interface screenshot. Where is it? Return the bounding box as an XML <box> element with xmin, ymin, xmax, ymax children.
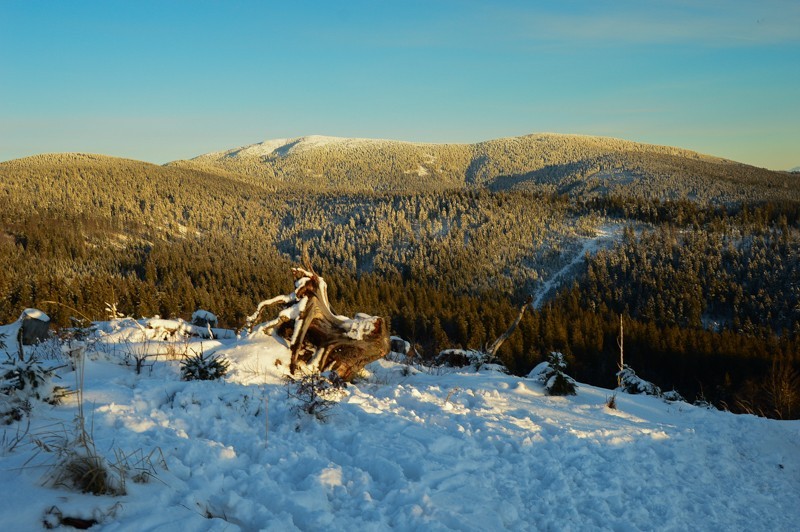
<box><xmin>1</xmin><ymin>0</ymin><xmax>798</xmax><ymax>169</ymax></box>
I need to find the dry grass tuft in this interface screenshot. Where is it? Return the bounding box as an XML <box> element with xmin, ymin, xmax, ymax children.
<box><xmin>606</xmin><ymin>394</ymin><xmax>618</xmax><ymax>410</ymax></box>
<box><xmin>58</xmin><ymin>453</ymin><xmax>118</xmax><ymax>495</ymax></box>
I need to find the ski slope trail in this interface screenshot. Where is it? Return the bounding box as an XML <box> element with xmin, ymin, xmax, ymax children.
<box><xmin>533</xmin><ymin>225</ymin><xmax>622</xmax><ymax>309</ymax></box>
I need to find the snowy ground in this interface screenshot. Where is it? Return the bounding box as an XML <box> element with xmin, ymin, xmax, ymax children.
<box><xmin>1</xmin><ymin>322</ymin><xmax>799</xmax><ymax>531</ymax></box>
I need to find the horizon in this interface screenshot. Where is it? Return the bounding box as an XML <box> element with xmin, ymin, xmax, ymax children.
<box><xmin>1</xmin><ymin>1</ymin><xmax>798</xmax><ymax>170</ymax></box>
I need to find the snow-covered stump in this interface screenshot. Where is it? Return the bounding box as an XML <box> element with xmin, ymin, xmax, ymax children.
<box><xmin>191</xmin><ymin>309</ymin><xmax>218</xmax><ymax>329</ymax></box>
<box><xmin>20</xmin><ymin>308</ymin><xmax>50</xmax><ymax>346</ymax></box>
<box><xmin>248</xmin><ymin>265</ymin><xmax>390</xmax><ymax>382</ymax></box>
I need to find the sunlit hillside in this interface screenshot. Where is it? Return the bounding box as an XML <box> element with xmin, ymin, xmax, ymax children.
<box><xmin>2</xmin><ymin>136</ymin><xmax>800</xmax><ymax>417</ymax></box>
<box><xmin>173</xmin><ymin>133</ymin><xmax>792</xmax><ymax>202</ymax></box>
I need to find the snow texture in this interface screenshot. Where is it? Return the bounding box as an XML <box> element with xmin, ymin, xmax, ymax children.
<box><xmin>191</xmin><ymin>310</ymin><xmax>217</xmax><ymax>323</ymax></box>
<box><xmin>21</xmin><ymin>308</ymin><xmax>50</xmax><ymax>322</ymax></box>
<box><xmin>0</xmin><ymin>321</ymin><xmax>798</xmax><ymax>530</ymax></box>
<box><xmin>342</xmin><ymin>315</ymin><xmax>379</xmax><ymax>341</ymax></box>
<box><xmin>145</xmin><ymin>318</ymin><xmax>234</xmax><ymax>340</ymax></box>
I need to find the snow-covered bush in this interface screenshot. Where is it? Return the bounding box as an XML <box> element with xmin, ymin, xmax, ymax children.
<box><xmin>180</xmin><ymin>349</ymin><xmax>230</xmax><ymax>381</ymax></box>
<box><xmin>286</xmin><ymin>370</ymin><xmax>346</xmax><ymax>421</ymax></box>
<box><xmin>0</xmin><ymin>394</ymin><xmax>27</xmax><ymax>425</ymax></box>
<box><xmin>529</xmin><ymin>352</ymin><xmax>577</xmax><ymax>396</ymax></box>
<box><xmin>692</xmin><ymin>391</ymin><xmax>715</xmax><ymax>409</ymax></box>
<box><xmin>616</xmin><ymin>365</ymin><xmax>687</xmax><ymax>403</ymax></box>
<box><xmin>1</xmin><ymin>351</ymin><xmax>65</xmax><ymax>424</ymax></box>
<box><xmin>1</xmin><ymin>353</ymin><xmax>64</xmax><ymax>404</ymax></box>
<box><xmin>661</xmin><ymin>389</ymin><xmax>686</xmax><ymax>403</ymax></box>
<box><xmin>191</xmin><ymin>309</ymin><xmax>218</xmax><ymax>328</ymax></box>
<box><xmin>617</xmin><ymin>364</ymin><xmax>661</xmax><ymax>396</ymax></box>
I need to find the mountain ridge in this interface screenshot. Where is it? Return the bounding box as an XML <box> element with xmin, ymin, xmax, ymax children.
<box><xmin>190</xmin><ymin>132</ymin><xmax>723</xmax><ymax>161</ymax></box>
<box><xmin>171</xmin><ymin>132</ymin><xmax>791</xmax><ymax>201</ymax></box>
<box><xmin>3</xmin><ymin>132</ymin><xmax>794</xmax><ymax>202</ymax></box>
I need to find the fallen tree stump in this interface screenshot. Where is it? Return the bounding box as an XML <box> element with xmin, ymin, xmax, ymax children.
<box><xmin>248</xmin><ymin>264</ymin><xmax>390</xmax><ymax>381</ymax></box>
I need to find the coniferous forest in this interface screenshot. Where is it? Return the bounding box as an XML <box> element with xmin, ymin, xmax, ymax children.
<box><xmin>1</xmin><ymin>145</ymin><xmax>799</xmax><ymax>419</ymax></box>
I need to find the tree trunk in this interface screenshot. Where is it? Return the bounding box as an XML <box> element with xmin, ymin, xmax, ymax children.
<box><xmin>249</xmin><ymin>264</ymin><xmax>390</xmax><ymax>382</ymax></box>
<box><xmin>485</xmin><ymin>295</ymin><xmax>532</xmax><ymax>358</ymax></box>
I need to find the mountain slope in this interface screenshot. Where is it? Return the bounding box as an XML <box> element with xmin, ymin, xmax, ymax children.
<box><xmin>173</xmin><ymin>133</ymin><xmax>794</xmax><ymax>202</ymax></box>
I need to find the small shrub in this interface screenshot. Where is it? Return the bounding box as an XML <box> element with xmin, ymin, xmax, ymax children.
<box><xmin>29</xmin><ymin>336</ymin><xmax>68</xmax><ymax>363</ymax></box>
<box><xmin>164</xmin><ymin>337</ymin><xmax>190</xmax><ymax>361</ymax></box>
<box><xmin>119</xmin><ymin>336</ymin><xmax>157</xmax><ymax>375</ymax></box>
<box><xmin>694</xmin><ymin>389</ymin><xmax>716</xmax><ymax>410</ymax></box>
<box><xmin>59</xmin><ymin>453</ymin><xmax>117</xmax><ymax>495</ymax></box>
<box><xmin>662</xmin><ymin>390</ymin><xmax>685</xmax><ymax>403</ymax></box>
<box><xmin>0</xmin><ymin>353</ymin><xmax>65</xmax><ymax>403</ymax></box>
<box><xmin>180</xmin><ymin>349</ymin><xmax>230</xmax><ymax>381</ymax></box>
<box><xmin>286</xmin><ymin>370</ymin><xmax>346</xmax><ymax>421</ymax></box>
<box><xmin>530</xmin><ymin>352</ymin><xmax>577</xmax><ymax>396</ymax></box>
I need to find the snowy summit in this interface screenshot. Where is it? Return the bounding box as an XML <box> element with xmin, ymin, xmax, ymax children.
<box><xmin>199</xmin><ymin>135</ymin><xmax>426</xmax><ymax>161</ymax></box>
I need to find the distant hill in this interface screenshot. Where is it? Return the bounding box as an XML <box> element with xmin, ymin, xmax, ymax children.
<box><xmin>0</xmin><ymin>152</ymin><xmax>270</xmax><ymax>236</ymax></box>
<box><xmin>171</xmin><ymin>133</ymin><xmax>794</xmax><ymax>202</ymax></box>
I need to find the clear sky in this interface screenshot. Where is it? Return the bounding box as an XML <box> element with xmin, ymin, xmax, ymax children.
<box><xmin>1</xmin><ymin>0</ymin><xmax>798</xmax><ymax>169</ymax></box>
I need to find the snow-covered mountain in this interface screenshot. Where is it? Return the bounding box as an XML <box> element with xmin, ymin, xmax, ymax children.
<box><xmin>204</xmin><ymin>135</ymin><xmax>424</xmax><ymax>160</ymax></box>
<box><xmin>1</xmin><ymin>321</ymin><xmax>798</xmax><ymax>530</ymax></box>
<box><xmin>170</xmin><ymin>133</ymin><xmax>788</xmax><ymax>200</ymax></box>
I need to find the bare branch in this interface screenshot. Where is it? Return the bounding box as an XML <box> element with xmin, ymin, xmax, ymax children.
<box><xmin>486</xmin><ymin>296</ymin><xmax>532</xmax><ymax>358</ymax></box>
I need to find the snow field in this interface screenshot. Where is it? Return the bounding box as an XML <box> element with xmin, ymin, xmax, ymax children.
<box><xmin>0</xmin><ymin>323</ymin><xmax>798</xmax><ymax>531</ymax></box>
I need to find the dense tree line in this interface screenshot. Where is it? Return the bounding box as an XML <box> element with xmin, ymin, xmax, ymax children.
<box><xmin>581</xmin><ymin>211</ymin><xmax>800</xmax><ymax>335</ymax></box>
<box><xmin>2</xmin><ymin>205</ymin><xmax>797</xmax><ymax>417</ymax></box>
